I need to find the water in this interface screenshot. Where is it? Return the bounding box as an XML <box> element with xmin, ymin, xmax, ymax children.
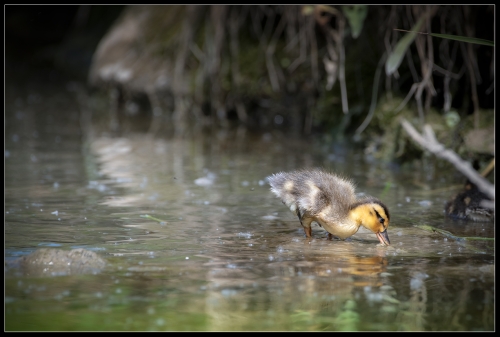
<box><xmin>4</xmin><ymin>70</ymin><xmax>494</xmax><ymax>331</ymax></box>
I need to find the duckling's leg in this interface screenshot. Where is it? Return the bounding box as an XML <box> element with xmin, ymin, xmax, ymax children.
<box><xmin>295</xmin><ymin>208</ymin><xmax>312</xmax><ymax>238</ymax></box>
<box><xmin>295</xmin><ymin>208</ymin><xmax>304</xmax><ymax>226</ymax></box>
<box><xmin>296</xmin><ymin>209</ymin><xmax>313</xmax><ymax>237</ymax></box>
<box><xmin>326</xmin><ymin>233</ymin><xmax>341</xmax><ymax>241</ymax></box>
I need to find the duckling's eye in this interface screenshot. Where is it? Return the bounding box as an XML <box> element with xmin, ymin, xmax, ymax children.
<box><xmin>374</xmin><ymin>208</ymin><xmax>385</xmax><ymax>224</ymax></box>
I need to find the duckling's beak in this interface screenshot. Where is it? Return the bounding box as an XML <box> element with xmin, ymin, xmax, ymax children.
<box><xmin>376</xmin><ymin>229</ymin><xmax>390</xmax><ymax>246</ymax></box>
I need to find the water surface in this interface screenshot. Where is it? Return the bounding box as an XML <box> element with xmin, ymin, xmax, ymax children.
<box><xmin>5</xmin><ymin>72</ymin><xmax>494</xmax><ymax>331</ymax></box>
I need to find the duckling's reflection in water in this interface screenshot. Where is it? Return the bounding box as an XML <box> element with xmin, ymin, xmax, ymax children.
<box><xmin>300</xmin><ymin>238</ymin><xmax>389</xmax><ymax>287</ymax></box>
<box><xmin>204</xmin><ymin>253</ymin><xmax>390</xmax><ymax>331</ymax></box>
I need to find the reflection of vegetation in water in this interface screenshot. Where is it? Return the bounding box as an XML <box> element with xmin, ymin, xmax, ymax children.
<box><xmin>333</xmin><ymin>300</ymin><xmax>360</xmax><ymax>331</ymax></box>
<box><xmin>396</xmin><ymin>272</ymin><xmax>428</xmax><ymax>331</ymax></box>
<box><xmin>290</xmin><ymin>309</ymin><xmax>319</xmax><ymax>331</ymax></box>
<box><xmin>288</xmin><ymin>300</ymin><xmax>360</xmax><ymax>331</ymax></box>
<box><xmin>6</xmin><ymin>247</ymin><xmax>493</xmax><ymax>331</ymax></box>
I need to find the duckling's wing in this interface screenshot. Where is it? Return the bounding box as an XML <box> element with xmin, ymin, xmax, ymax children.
<box><xmin>299</xmin><ymin>170</ymin><xmax>356</xmax><ymax>216</ymax></box>
<box><xmin>268</xmin><ymin>170</ymin><xmax>356</xmax><ymax>218</ymax></box>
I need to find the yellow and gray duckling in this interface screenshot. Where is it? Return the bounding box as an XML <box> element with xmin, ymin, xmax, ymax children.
<box><xmin>268</xmin><ymin>169</ymin><xmax>391</xmax><ymax>245</ymax></box>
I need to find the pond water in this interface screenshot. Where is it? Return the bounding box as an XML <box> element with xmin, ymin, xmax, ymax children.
<box><xmin>5</xmin><ymin>70</ymin><xmax>494</xmax><ymax>331</ymax></box>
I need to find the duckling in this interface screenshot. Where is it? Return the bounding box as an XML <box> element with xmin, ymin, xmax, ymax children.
<box><xmin>445</xmin><ymin>180</ymin><xmax>494</xmax><ymax>222</ymax></box>
<box><xmin>267</xmin><ymin>169</ymin><xmax>391</xmax><ymax>245</ymax></box>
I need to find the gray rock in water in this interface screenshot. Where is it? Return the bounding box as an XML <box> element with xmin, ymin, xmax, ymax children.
<box><xmin>16</xmin><ymin>248</ymin><xmax>106</xmax><ymax>277</ymax></box>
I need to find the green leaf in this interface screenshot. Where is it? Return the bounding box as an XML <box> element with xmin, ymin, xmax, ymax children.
<box><xmin>385</xmin><ymin>17</ymin><xmax>425</xmax><ymax>76</ymax></box>
<box><xmin>429</xmin><ymin>33</ymin><xmax>494</xmax><ymax>46</ymax></box>
<box><xmin>341</xmin><ymin>5</ymin><xmax>368</xmax><ymax>39</ymax></box>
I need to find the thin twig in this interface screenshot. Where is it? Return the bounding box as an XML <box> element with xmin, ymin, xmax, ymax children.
<box><xmin>308</xmin><ymin>15</ymin><xmax>319</xmax><ymax>86</ymax></box>
<box><xmin>394</xmin><ymin>82</ymin><xmax>418</xmax><ymax>113</ymax></box>
<box><xmin>432</xmin><ymin>63</ymin><xmax>464</xmax><ymax>80</ymax></box>
<box><xmin>481</xmin><ymin>158</ymin><xmax>495</xmax><ymax>177</ymax></box>
<box><xmin>416</xmin><ymin>224</ymin><xmax>494</xmax><ymax>242</ymax></box>
<box><xmin>140</xmin><ymin>214</ymin><xmax>168</xmax><ymax>225</ymax></box>
<box><xmin>424</xmin><ymin>7</ymin><xmax>435</xmax><ymax>113</ymax></box>
<box><xmin>354</xmin><ymin>52</ymin><xmax>387</xmax><ymax>138</ymax></box>
<box><xmin>266</xmin><ymin>10</ymin><xmax>287</xmax><ymax>92</ymax></box>
<box><xmin>415</xmin><ymin>224</ymin><xmax>493</xmax><ymax>255</ymax></box>
<box><xmin>229</xmin><ymin>6</ymin><xmax>247</xmax><ymax>123</ymax></box>
<box><xmin>460</xmin><ymin>7</ymin><xmax>481</xmax><ymax>128</ymax></box>
<box><xmin>335</xmin><ymin>16</ymin><xmax>348</xmax><ymax>114</ymax></box>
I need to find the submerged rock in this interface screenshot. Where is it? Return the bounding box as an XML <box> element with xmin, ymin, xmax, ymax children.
<box><xmin>16</xmin><ymin>248</ymin><xmax>106</xmax><ymax>277</ymax></box>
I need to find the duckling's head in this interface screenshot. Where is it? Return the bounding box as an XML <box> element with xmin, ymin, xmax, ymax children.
<box><xmin>349</xmin><ymin>199</ymin><xmax>391</xmax><ymax>246</ymax></box>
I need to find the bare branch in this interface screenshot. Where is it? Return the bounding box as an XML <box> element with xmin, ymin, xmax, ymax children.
<box><xmin>401</xmin><ymin>119</ymin><xmax>495</xmax><ymax>202</ymax></box>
